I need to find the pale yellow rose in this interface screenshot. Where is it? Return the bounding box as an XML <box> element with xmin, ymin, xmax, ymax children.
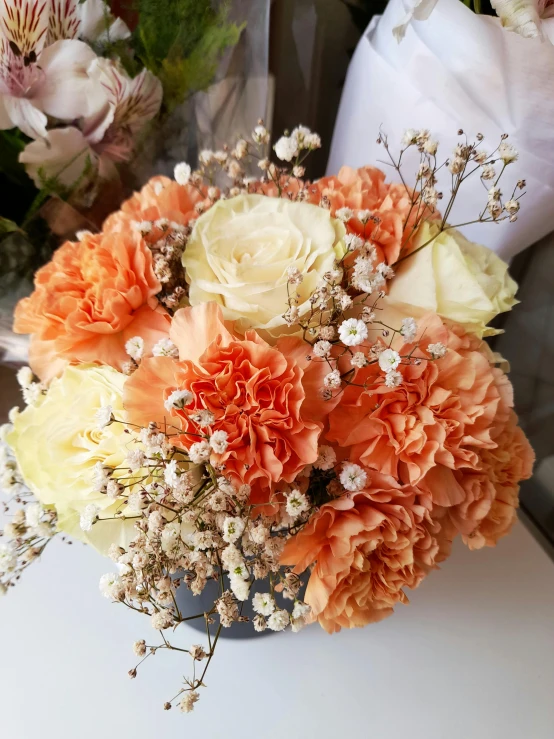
<box><xmin>182</xmin><ymin>194</ymin><xmax>346</xmax><ymax>337</ymax></box>
<box><xmin>8</xmin><ymin>365</ymin><xmax>136</xmax><ymax>554</ymax></box>
<box><xmin>386</xmin><ymin>222</ymin><xmax>518</xmax><ymax>337</ymax></box>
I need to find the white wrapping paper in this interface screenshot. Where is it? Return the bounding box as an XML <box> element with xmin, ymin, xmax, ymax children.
<box><xmin>328</xmin><ymin>0</ymin><xmax>554</xmax><ymax>260</ymax></box>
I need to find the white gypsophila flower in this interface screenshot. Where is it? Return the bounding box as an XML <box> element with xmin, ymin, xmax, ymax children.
<box><xmin>292</xmin><ymin>600</ymin><xmax>311</xmax><ymax>620</ymax></box>
<box><xmin>319</xmin><ymin>325</ymin><xmax>335</xmax><ymax>341</ymax></box>
<box><xmin>303</xmin><ymin>132</ymin><xmax>321</xmax><ymax>149</ymax></box>
<box><xmin>16</xmin><ymin>367</ymin><xmax>34</xmax><ymax>388</ymax></box>
<box><xmin>209</xmin><ymin>430</ymin><xmax>229</xmax><ymax>454</ymax></box>
<box><xmin>164</xmin><ymin>389</ymin><xmax>193</xmax><ymax>413</ymax></box>
<box><xmin>323</xmin><ymin>370</ymin><xmax>341</xmax><ymax>390</ymax></box>
<box><xmin>80</xmin><ymin>503</ymin><xmax>99</xmax><ymax>532</ymax></box>
<box><xmin>481</xmin><ymin>164</ymin><xmax>496</xmax><ymax>181</ymax></box>
<box><xmin>92</xmin><ymin>461</ymin><xmax>109</xmax><ymax>492</ymax></box>
<box><xmin>253</xmin><ymin>124</ymin><xmax>270</xmax><ymax>143</ymax></box>
<box><xmin>423</xmin><ymin>138</ymin><xmax>438</xmax><ymax>155</ymax></box>
<box><xmin>229</xmin><ymin>560</ymin><xmax>249</xmax><ymax>580</ymax></box>
<box><xmin>274</xmin><ymin>135</ymin><xmax>298</xmax><ymax>162</ymax></box>
<box><xmin>22</xmin><ymin>382</ymin><xmax>43</xmax><ymax>406</ymax></box>
<box><xmin>340</xmin><ymin>462</ymin><xmax>367</xmax><ymax>492</ymax></box>
<box><xmin>106</xmin><ymin>479</ymin><xmax>121</xmax><ymax>500</ymax></box>
<box><xmin>427</xmin><ymin>342</ymin><xmax>447</xmax><ymax>359</ymax></box>
<box><xmin>488</xmin><ymin>185</ymin><xmax>502</xmax><ymax>202</ymax></box>
<box><xmin>286</xmin><ymin>265</ymin><xmax>304</xmax><ymax>285</ymax></box>
<box><xmin>291</xmin><ymin>600</ymin><xmax>311</xmax><ymax>633</ymax></box>
<box><xmin>252</xmin><ymin>592</ymin><xmax>276</xmax><ymax>617</ymax></box>
<box><xmin>174</xmin><ymin>162</ymin><xmax>191</xmax><ymax>186</ymax></box>
<box><xmin>505</xmin><ymin>199</ymin><xmax>520</xmax><ymax>215</ymax></box>
<box><xmin>402</xmin><ymin>128</ymin><xmax>419</xmax><ymax>145</ymax></box>
<box><xmin>160</xmin><ymin>522</ymin><xmax>185</xmax><ymax>559</ymax></box>
<box><xmin>350</xmin><ymin>352</ymin><xmax>367</xmax><ymax>369</ymax></box>
<box><xmin>314</xmin><ymin>445</ymin><xmax>337</xmax><ymax>471</ymax></box>
<box><xmin>313</xmin><ymin>340</ymin><xmax>332</xmax><ymax>358</ymax></box>
<box><xmin>125</xmin><ymin>449</ymin><xmax>145</xmax><ymax>471</ymax></box>
<box><xmin>222</xmin><ymin>516</ymin><xmax>246</xmax><ymax>544</ymax></box>
<box><xmin>498</xmin><ymin>141</ymin><xmax>518</xmax><ymax>164</ymax></box>
<box><xmin>125</xmin><ymin>336</ymin><xmax>144</xmax><ymax>362</ymax></box>
<box><xmin>385</xmin><ymin>370</ymin><xmax>403</xmax><ymax>388</ymax></box>
<box><xmin>152</xmin><ymin>338</ymin><xmax>179</xmax><ymax>358</ymax></box>
<box><xmin>230</xmin><ymin>574</ymin><xmax>250</xmax><ymax>601</ymax></box>
<box><xmin>344</xmin><ymin>233</ymin><xmax>364</xmax><ymax>252</ymax></box>
<box><xmin>164</xmin><ymin>459</ymin><xmax>180</xmax><ymax>487</ymax></box>
<box><xmin>285</xmin><ymin>490</ymin><xmax>310</xmax><ymax>519</ymax></box>
<box><xmin>133</xmin><ymin>640</ymin><xmax>147</xmax><ymax>657</ymax></box>
<box><xmin>339</xmin><ymin>318</ymin><xmax>369</xmax><ymax>347</ymax></box>
<box><xmin>151</xmin><ymin>609</ymin><xmax>174</xmax><ymax>631</ymax></box>
<box><xmin>221</xmin><ymin>544</ymin><xmax>244</xmax><ymax>571</ymax></box>
<box><xmin>25</xmin><ymin>502</ymin><xmax>43</xmax><ymax>529</ymax></box>
<box><xmin>253</xmin><ymin>613</ymin><xmax>267</xmax><ymax>632</ymax></box>
<box><xmin>249</xmin><ymin>522</ymin><xmax>269</xmax><ymax>545</ymax></box>
<box><xmin>400</xmin><ymin>317</ymin><xmax>418</xmax><ymax>342</ymax></box>
<box><xmin>336</xmin><ymin>207</ymin><xmax>354</xmax><ymax>222</ymax></box>
<box><xmin>199</xmin><ymin>149</ymin><xmax>214</xmax><ymax>166</ymax></box>
<box><xmin>267</xmin><ymin>609</ymin><xmax>290</xmax><ymax>632</ymax></box>
<box><xmin>190</xmin><ymin>409</ymin><xmax>215</xmax><ymax>428</ymax></box>
<box><xmin>0</xmin><ymin>543</ymin><xmax>16</xmax><ymax>574</ymax></box>
<box><xmin>378</xmin><ymin>349</ymin><xmax>401</xmax><ymax>372</ymax></box>
<box><xmin>357</xmin><ymin>209</ymin><xmax>372</xmax><ymax>223</ymax></box>
<box><xmin>188</xmin><ymin>440</ymin><xmax>211</xmax><ymax>464</ymax></box>
<box><xmin>95</xmin><ymin>405</ymin><xmax>113</xmax><ymax>430</ymax></box>
<box><xmin>180</xmin><ymin>691</ymin><xmax>199</xmax><ymax>714</ymax></box>
<box><xmin>99</xmin><ymin>573</ymin><xmax>124</xmax><ymax>600</ymax></box>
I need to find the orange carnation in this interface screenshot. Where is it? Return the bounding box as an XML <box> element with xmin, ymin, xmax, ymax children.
<box><xmin>124</xmin><ymin>303</ymin><xmax>334</xmax><ymax>503</ymax></box>
<box><xmin>461</xmin><ymin>410</ymin><xmax>534</xmax><ymax>550</ymax></box>
<box><xmin>13</xmin><ymin>230</ymin><xmax>169</xmax><ymax>381</ymax></box>
<box><xmin>305</xmin><ymin>165</ymin><xmax>423</xmax><ymax>264</ymax></box>
<box><xmin>103</xmin><ymin>176</ymin><xmax>210</xmax><ymax>234</ymax></box>
<box><xmin>282</xmin><ymin>470</ymin><xmax>445</xmax><ymax>633</ymax></box>
<box><xmin>328</xmin><ymin>316</ymin><xmax>503</xmax><ymax>504</ymax></box>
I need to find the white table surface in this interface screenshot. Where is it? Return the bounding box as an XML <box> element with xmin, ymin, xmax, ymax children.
<box><xmin>1</xmin><ymin>519</ymin><xmax>553</xmax><ymax>739</ymax></box>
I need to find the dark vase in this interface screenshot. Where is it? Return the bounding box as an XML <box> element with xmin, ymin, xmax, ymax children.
<box><xmin>174</xmin><ymin>575</ymin><xmax>306</xmax><ymax>640</ymax></box>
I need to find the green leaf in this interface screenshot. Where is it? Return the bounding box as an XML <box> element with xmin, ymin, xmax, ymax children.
<box><xmin>131</xmin><ymin>0</ymin><xmax>243</xmax><ymax>110</ymax></box>
<box><xmin>0</xmin><ymin>216</ymin><xmax>20</xmax><ymax>235</ymax></box>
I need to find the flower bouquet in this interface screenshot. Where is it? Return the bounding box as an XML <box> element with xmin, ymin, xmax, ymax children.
<box><xmin>0</xmin><ymin>123</ymin><xmax>534</xmax><ymax>714</ymax></box>
<box><xmin>328</xmin><ymin>0</ymin><xmax>554</xmax><ymax>261</ymax></box>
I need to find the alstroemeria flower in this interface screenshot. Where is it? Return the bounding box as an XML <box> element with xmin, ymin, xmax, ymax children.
<box><xmin>0</xmin><ymin>0</ymin><xmax>108</xmax><ymax>139</ymax></box>
<box><xmin>47</xmin><ymin>0</ymin><xmax>130</xmax><ymax>45</ymax></box>
<box><xmin>491</xmin><ymin>0</ymin><xmax>554</xmax><ymax>42</ymax></box>
<box><xmin>393</xmin><ymin>0</ymin><xmax>439</xmax><ymax>41</ymax></box>
<box><xmin>19</xmin><ymin>60</ymin><xmax>162</xmax><ymax>189</ymax></box>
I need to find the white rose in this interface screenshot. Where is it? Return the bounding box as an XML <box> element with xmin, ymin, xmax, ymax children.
<box><xmin>386</xmin><ymin>222</ymin><xmax>518</xmax><ymax>337</ymax></box>
<box><xmin>7</xmin><ymin>365</ymin><xmax>135</xmax><ymax>554</ymax></box>
<box><xmin>182</xmin><ymin>194</ymin><xmax>345</xmax><ymax>338</ymax></box>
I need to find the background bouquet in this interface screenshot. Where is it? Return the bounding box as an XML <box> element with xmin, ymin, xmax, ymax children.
<box><xmin>0</xmin><ymin>0</ymin><xmax>243</xmax><ymax>364</ymax></box>
<box><xmin>0</xmin><ymin>122</ymin><xmax>534</xmax><ymax>713</ymax></box>
<box><xmin>328</xmin><ymin>0</ymin><xmax>554</xmax><ymax>261</ymax></box>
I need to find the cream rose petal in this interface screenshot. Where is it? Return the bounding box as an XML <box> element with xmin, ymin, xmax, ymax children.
<box><xmin>386</xmin><ymin>222</ymin><xmax>518</xmax><ymax>337</ymax></box>
<box><xmin>7</xmin><ymin>365</ymin><xmax>135</xmax><ymax>554</ymax></box>
<box><xmin>183</xmin><ymin>194</ymin><xmax>345</xmax><ymax>339</ymax></box>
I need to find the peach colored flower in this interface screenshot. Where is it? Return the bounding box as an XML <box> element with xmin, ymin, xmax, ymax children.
<box><xmin>462</xmin><ymin>411</ymin><xmax>534</xmax><ymax>550</ymax></box>
<box><xmin>13</xmin><ymin>230</ymin><xmax>169</xmax><ymax>381</ymax></box>
<box><xmin>327</xmin><ymin>315</ymin><xmax>503</xmax><ymax>503</ymax></box>
<box><xmin>305</xmin><ymin>165</ymin><xmax>424</xmax><ymax>264</ymax></box>
<box><xmin>281</xmin><ymin>470</ymin><xmax>444</xmax><ymax>633</ymax></box>
<box><xmin>103</xmin><ymin>175</ymin><xmax>210</xmax><ymax>234</ymax></box>
<box><xmin>124</xmin><ymin>302</ymin><xmax>335</xmax><ymax>503</ymax></box>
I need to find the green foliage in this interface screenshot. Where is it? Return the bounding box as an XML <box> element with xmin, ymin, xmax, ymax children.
<box><xmin>131</xmin><ymin>0</ymin><xmax>243</xmax><ymax>111</ymax></box>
